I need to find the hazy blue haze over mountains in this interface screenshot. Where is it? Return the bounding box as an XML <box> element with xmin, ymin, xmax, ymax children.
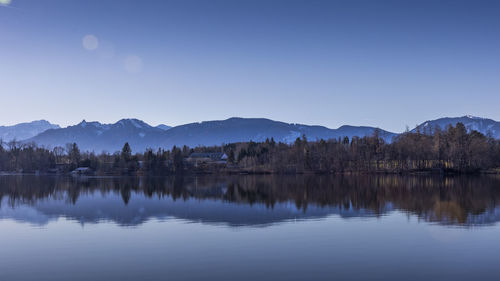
<box><xmin>24</xmin><ymin>118</ymin><xmax>397</xmax><ymax>152</ymax></box>
<box><xmin>1</xmin><ymin>116</ymin><xmax>497</xmax><ymax>153</ymax></box>
<box><xmin>0</xmin><ymin>120</ymin><xmax>59</xmax><ymax>142</ymax></box>
<box><xmin>25</xmin><ymin>119</ymin><xmax>167</xmax><ymax>153</ymax></box>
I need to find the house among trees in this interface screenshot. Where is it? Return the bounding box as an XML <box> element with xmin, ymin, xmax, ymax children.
<box><xmin>71</xmin><ymin>167</ymin><xmax>93</xmax><ymax>176</ymax></box>
<box><xmin>187</xmin><ymin>152</ymin><xmax>228</xmax><ymax>165</ymax></box>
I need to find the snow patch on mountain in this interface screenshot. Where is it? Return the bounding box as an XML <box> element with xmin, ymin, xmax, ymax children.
<box><xmin>130</xmin><ymin>119</ymin><xmax>143</xmax><ymax>129</ymax></box>
<box><xmin>156</xmin><ymin>124</ymin><xmax>172</xmax><ymax>131</ymax></box>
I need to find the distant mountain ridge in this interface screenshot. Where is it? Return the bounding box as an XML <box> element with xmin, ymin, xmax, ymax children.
<box><xmin>161</xmin><ymin>117</ymin><xmax>396</xmax><ymax>148</ymax></box>
<box><xmin>413</xmin><ymin>115</ymin><xmax>500</xmax><ymax>138</ymax></box>
<box><xmin>7</xmin><ymin>115</ymin><xmax>498</xmax><ymax>152</ymax></box>
<box><xmin>27</xmin><ymin>119</ymin><xmax>167</xmax><ymax>152</ymax></box>
<box><xmin>0</xmin><ymin>120</ymin><xmax>60</xmax><ymax>142</ymax></box>
<box><xmin>24</xmin><ymin>117</ymin><xmax>395</xmax><ymax>152</ymax></box>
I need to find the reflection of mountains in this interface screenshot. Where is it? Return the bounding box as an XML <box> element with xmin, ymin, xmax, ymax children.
<box><xmin>0</xmin><ymin>175</ymin><xmax>499</xmax><ymax>227</ymax></box>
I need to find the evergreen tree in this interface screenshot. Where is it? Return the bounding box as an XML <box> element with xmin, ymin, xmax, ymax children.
<box><xmin>121</xmin><ymin>142</ymin><xmax>132</xmax><ymax>161</ymax></box>
<box><xmin>67</xmin><ymin>143</ymin><xmax>80</xmax><ymax>168</ymax></box>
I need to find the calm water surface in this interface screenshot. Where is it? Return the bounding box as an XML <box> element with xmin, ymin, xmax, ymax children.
<box><xmin>0</xmin><ymin>175</ymin><xmax>499</xmax><ymax>281</ymax></box>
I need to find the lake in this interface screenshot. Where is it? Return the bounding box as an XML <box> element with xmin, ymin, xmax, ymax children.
<box><xmin>0</xmin><ymin>175</ymin><xmax>499</xmax><ymax>281</ymax></box>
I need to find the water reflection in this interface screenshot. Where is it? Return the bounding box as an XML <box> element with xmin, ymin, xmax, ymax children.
<box><xmin>0</xmin><ymin>175</ymin><xmax>499</xmax><ymax>227</ymax></box>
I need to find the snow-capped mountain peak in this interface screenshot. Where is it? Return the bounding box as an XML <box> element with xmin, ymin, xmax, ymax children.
<box><xmin>413</xmin><ymin>116</ymin><xmax>500</xmax><ymax>138</ymax></box>
<box><xmin>116</xmin><ymin>119</ymin><xmax>152</xmax><ymax>129</ymax></box>
<box><xmin>465</xmin><ymin>115</ymin><xmax>483</xmax><ymax>120</ymax></box>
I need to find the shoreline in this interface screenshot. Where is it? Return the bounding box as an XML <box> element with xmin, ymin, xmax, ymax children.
<box><xmin>2</xmin><ymin>169</ymin><xmax>499</xmax><ymax>177</ymax></box>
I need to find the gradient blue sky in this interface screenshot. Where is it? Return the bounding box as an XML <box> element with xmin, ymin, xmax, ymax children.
<box><xmin>0</xmin><ymin>0</ymin><xmax>499</xmax><ymax>132</ymax></box>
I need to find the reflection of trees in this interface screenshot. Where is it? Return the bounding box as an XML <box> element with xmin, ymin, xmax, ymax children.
<box><xmin>0</xmin><ymin>175</ymin><xmax>499</xmax><ymax>226</ymax></box>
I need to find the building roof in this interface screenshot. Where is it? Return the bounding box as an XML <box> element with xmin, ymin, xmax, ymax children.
<box><xmin>189</xmin><ymin>152</ymin><xmax>227</xmax><ymax>160</ymax></box>
<box><xmin>74</xmin><ymin>167</ymin><xmax>91</xmax><ymax>171</ymax></box>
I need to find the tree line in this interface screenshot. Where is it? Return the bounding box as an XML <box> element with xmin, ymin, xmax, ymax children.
<box><xmin>0</xmin><ymin>123</ymin><xmax>499</xmax><ymax>175</ymax></box>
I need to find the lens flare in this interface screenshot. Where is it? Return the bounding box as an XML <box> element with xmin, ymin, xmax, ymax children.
<box><xmin>82</xmin><ymin>34</ymin><xmax>99</xmax><ymax>51</ymax></box>
<box><xmin>0</xmin><ymin>0</ymin><xmax>12</xmax><ymax>6</ymax></box>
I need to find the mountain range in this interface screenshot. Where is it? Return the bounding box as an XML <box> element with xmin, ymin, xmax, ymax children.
<box><xmin>0</xmin><ymin>116</ymin><xmax>497</xmax><ymax>153</ymax></box>
<box><xmin>160</xmin><ymin>117</ymin><xmax>397</xmax><ymax>148</ymax></box>
<box><xmin>25</xmin><ymin>118</ymin><xmax>396</xmax><ymax>152</ymax></box>
<box><xmin>0</xmin><ymin>120</ymin><xmax>60</xmax><ymax>142</ymax></box>
<box><xmin>412</xmin><ymin>115</ymin><xmax>500</xmax><ymax>138</ymax></box>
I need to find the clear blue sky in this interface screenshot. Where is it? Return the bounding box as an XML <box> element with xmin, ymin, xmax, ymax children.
<box><xmin>1</xmin><ymin>0</ymin><xmax>499</xmax><ymax>132</ymax></box>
